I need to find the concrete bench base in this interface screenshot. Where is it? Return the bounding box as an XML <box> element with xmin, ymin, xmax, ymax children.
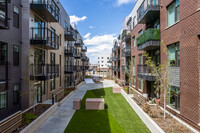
<box><xmin>86</xmin><ymin>98</ymin><xmax>104</xmax><ymax>110</ymax></box>
<box><xmin>73</xmin><ymin>98</ymin><xmax>81</xmax><ymax>110</ymax></box>
<box><xmin>113</xmin><ymin>87</ymin><xmax>122</xmax><ymax>93</ymax></box>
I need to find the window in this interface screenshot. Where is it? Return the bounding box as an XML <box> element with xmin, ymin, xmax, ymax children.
<box><xmin>139</xmin><ymin>54</ymin><xmax>143</xmax><ymax>65</ymax></box>
<box><xmin>0</xmin><ymin>43</ymin><xmax>7</xmax><ymax>65</ymax></box>
<box><xmin>133</xmin><ymin>76</ymin><xmax>136</xmax><ymax>86</ymax></box>
<box><xmin>132</xmin><ymin>36</ymin><xmax>135</xmax><ymax>48</ymax></box>
<box><xmin>102</xmin><ymin>61</ymin><xmax>104</xmax><ymax>63</ymax></box>
<box><xmin>13</xmin><ymin>84</ymin><xmax>19</xmax><ymax>105</ymax></box>
<box><xmin>139</xmin><ymin>78</ymin><xmax>143</xmax><ymax>91</ymax></box>
<box><xmin>59</xmin><ymin>34</ymin><xmax>62</xmax><ymax>46</ymax></box>
<box><xmin>133</xmin><ymin>56</ymin><xmax>135</xmax><ymax>67</ymax></box>
<box><xmin>0</xmin><ymin>91</ymin><xmax>7</xmax><ymax>110</ymax></box>
<box><xmin>51</xmin><ymin>53</ymin><xmax>55</xmax><ymax>65</ymax></box>
<box><xmin>41</xmin><ymin>81</ymin><xmax>45</xmax><ymax>95</ymax></box>
<box><xmin>168</xmin><ymin>42</ymin><xmax>180</xmax><ymax>66</ymax></box>
<box><xmin>167</xmin><ymin>0</ymin><xmax>180</xmax><ymax>26</ymax></box>
<box><xmin>13</xmin><ymin>6</ymin><xmax>19</xmax><ymax>28</ymax></box>
<box><xmin>102</xmin><ymin>57</ymin><xmax>104</xmax><ymax>59</ymax></box>
<box><xmin>13</xmin><ymin>45</ymin><xmax>19</xmax><ymax>66</ymax></box>
<box><xmin>107</xmin><ymin>57</ymin><xmax>109</xmax><ymax>59</ymax></box>
<box><xmin>168</xmin><ymin>86</ymin><xmax>180</xmax><ymax>110</ymax></box>
<box><xmin>50</xmin><ymin>28</ymin><xmax>55</xmax><ymax>43</ymax></box>
<box><xmin>133</xmin><ymin>16</ymin><xmax>136</xmax><ymax>27</ymax></box>
<box><xmin>138</xmin><ymin>30</ymin><xmax>143</xmax><ymax>36</ymax></box>
<box><xmin>50</xmin><ymin>78</ymin><xmax>55</xmax><ymax>91</ymax></box>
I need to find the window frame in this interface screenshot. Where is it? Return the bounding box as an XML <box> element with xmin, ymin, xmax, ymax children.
<box><xmin>168</xmin><ymin>86</ymin><xmax>180</xmax><ymax>110</ymax></box>
<box><xmin>13</xmin><ymin>45</ymin><xmax>19</xmax><ymax>66</ymax></box>
<box><xmin>13</xmin><ymin>5</ymin><xmax>19</xmax><ymax>28</ymax></box>
<box><xmin>0</xmin><ymin>91</ymin><xmax>7</xmax><ymax>111</ymax></box>
<box><xmin>13</xmin><ymin>84</ymin><xmax>20</xmax><ymax>105</ymax></box>
<box><xmin>168</xmin><ymin>42</ymin><xmax>180</xmax><ymax>67</ymax></box>
<box><xmin>167</xmin><ymin>0</ymin><xmax>180</xmax><ymax>27</ymax></box>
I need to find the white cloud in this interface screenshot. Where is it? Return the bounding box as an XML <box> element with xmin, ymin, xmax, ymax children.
<box><xmin>89</xmin><ymin>26</ymin><xmax>95</xmax><ymax>29</ymax></box>
<box><xmin>116</xmin><ymin>0</ymin><xmax>135</xmax><ymax>6</ymax></box>
<box><xmin>83</xmin><ymin>33</ymin><xmax>91</xmax><ymax>39</ymax></box>
<box><xmin>70</xmin><ymin>15</ymin><xmax>87</xmax><ymax>24</ymax></box>
<box><xmin>84</xmin><ymin>34</ymin><xmax>116</xmax><ymax>64</ymax></box>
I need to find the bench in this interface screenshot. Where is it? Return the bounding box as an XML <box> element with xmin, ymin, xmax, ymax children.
<box><xmin>113</xmin><ymin>87</ymin><xmax>122</xmax><ymax>93</ymax></box>
<box><xmin>0</xmin><ymin>111</ymin><xmax>22</xmax><ymax>133</ymax></box>
<box><xmin>73</xmin><ymin>98</ymin><xmax>81</xmax><ymax>110</ymax></box>
<box><xmin>86</xmin><ymin>98</ymin><xmax>104</xmax><ymax>110</ymax></box>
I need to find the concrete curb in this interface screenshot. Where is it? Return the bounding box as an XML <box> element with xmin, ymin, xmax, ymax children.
<box><xmin>58</xmin><ymin>91</ymin><xmax>75</xmax><ymax>106</ymax></box>
<box><xmin>121</xmin><ymin>89</ymin><xmax>165</xmax><ymax>133</ymax></box>
<box><xmin>20</xmin><ymin>104</ymin><xmax>58</xmax><ymax>133</ymax></box>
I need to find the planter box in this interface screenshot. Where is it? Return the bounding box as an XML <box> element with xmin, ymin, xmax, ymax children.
<box><xmin>113</xmin><ymin>87</ymin><xmax>122</xmax><ymax>93</ymax></box>
<box><xmin>58</xmin><ymin>91</ymin><xmax>75</xmax><ymax>106</ymax></box>
<box><xmin>86</xmin><ymin>98</ymin><xmax>104</xmax><ymax>110</ymax></box>
<box><xmin>121</xmin><ymin>89</ymin><xmax>164</xmax><ymax>133</ymax></box>
<box><xmin>20</xmin><ymin>104</ymin><xmax>57</xmax><ymax>133</ymax></box>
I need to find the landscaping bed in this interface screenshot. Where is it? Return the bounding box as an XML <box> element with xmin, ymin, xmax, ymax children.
<box><xmin>65</xmin><ymin>88</ymin><xmax>150</xmax><ymax>133</ymax></box>
<box><xmin>123</xmin><ymin>87</ymin><xmax>134</xmax><ymax>94</ymax></box>
<box><xmin>132</xmin><ymin>98</ymin><xmax>193</xmax><ymax>133</ymax></box>
<box><xmin>58</xmin><ymin>87</ymin><xmax>76</xmax><ymax>102</ymax></box>
<box><xmin>14</xmin><ymin>104</ymin><xmax>51</xmax><ymax>132</ymax></box>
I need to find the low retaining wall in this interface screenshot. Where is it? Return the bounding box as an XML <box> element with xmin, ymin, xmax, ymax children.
<box><xmin>58</xmin><ymin>91</ymin><xmax>75</xmax><ymax>106</ymax></box>
<box><xmin>121</xmin><ymin>89</ymin><xmax>164</xmax><ymax>133</ymax></box>
<box><xmin>20</xmin><ymin>104</ymin><xmax>57</xmax><ymax>133</ymax></box>
<box><xmin>131</xmin><ymin>87</ymin><xmax>147</xmax><ymax>106</ymax></box>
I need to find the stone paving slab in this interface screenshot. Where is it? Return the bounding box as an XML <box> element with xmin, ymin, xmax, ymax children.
<box><xmin>35</xmin><ymin>79</ymin><xmax>115</xmax><ymax>133</ymax></box>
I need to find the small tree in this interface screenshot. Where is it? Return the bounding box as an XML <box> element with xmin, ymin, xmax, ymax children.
<box><xmin>125</xmin><ymin>59</ymin><xmax>132</xmax><ymax>94</ymax></box>
<box><xmin>143</xmin><ymin>41</ymin><xmax>172</xmax><ymax>119</ymax></box>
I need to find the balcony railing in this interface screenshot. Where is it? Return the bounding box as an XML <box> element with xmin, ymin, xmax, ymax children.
<box><xmin>81</xmin><ymin>56</ymin><xmax>87</xmax><ymax>62</ymax></box>
<box><xmin>30</xmin><ymin>27</ymin><xmax>60</xmax><ymax>50</ymax></box>
<box><xmin>122</xmin><ymin>29</ymin><xmax>131</xmax><ymax>42</ymax></box>
<box><xmin>122</xmin><ymin>47</ymin><xmax>131</xmax><ymax>57</ymax></box>
<box><xmin>75</xmin><ymin>39</ymin><xmax>83</xmax><ymax>47</ymax></box>
<box><xmin>64</xmin><ymin>28</ymin><xmax>76</xmax><ymax>41</ymax></box>
<box><xmin>75</xmin><ymin>66</ymin><xmax>82</xmax><ymax>71</ymax></box>
<box><xmin>30</xmin><ymin>64</ymin><xmax>60</xmax><ymax>80</ymax></box>
<box><xmin>137</xmin><ymin>0</ymin><xmax>160</xmax><ymax>24</ymax></box>
<box><xmin>122</xmin><ymin>66</ymin><xmax>129</xmax><ymax>73</ymax></box>
<box><xmin>65</xmin><ymin>46</ymin><xmax>75</xmax><ymax>56</ymax></box>
<box><xmin>0</xmin><ymin>0</ymin><xmax>9</xmax><ymax>29</ymax></box>
<box><xmin>65</xmin><ymin>65</ymin><xmax>76</xmax><ymax>74</ymax></box>
<box><xmin>137</xmin><ymin>28</ymin><xmax>160</xmax><ymax>50</ymax></box>
<box><xmin>31</xmin><ymin>0</ymin><xmax>60</xmax><ymax>22</ymax></box>
<box><xmin>137</xmin><ymin>65</ymin><xmax>156</xmax><ymax>81</ymax></box>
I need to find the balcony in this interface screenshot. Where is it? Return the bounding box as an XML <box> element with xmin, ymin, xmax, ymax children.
<box><xmin>75</xmin><ymin>39</ymin><xmax>83</xmax><ymax>47</ymax></box>
<box><xmin>82</xmin><ymin>45</ymin><xmax>87</xmax><ymax>52</ymax></box>
<box><xmin>122</xmin><ymin>47</ymin><xmax>131</xmax><ymax>57</ymax></box>
<box><xmin>65</xmin><ymin>46</ymin><xmax>75</xmax><ymax>57</ymax></box>
<box><xmin>0</xmin><ymin>0</ymin><xmax>9</xmax><ymax>29</ymax></box>
<box><xmin>0</xmin><ymin>61</ymin><xmax>8</xmax><ymax>90</ymax></box>
<box><xmin>137</xmin><ymin>28</ymin><xmax>160</xmax><ymax>51</ymax></box>
<box><xmin>81</xmin><ymin>56</ymin><xmax>88</xmax><ymax>62</ymax></box>
<box><xmin>65</xmin><ymin>28</ymin><xmax>76</xmax><ymax>41</ymax></box>
<box><xmin>65</xmin><ymin>65</ymin><xmax>76</xmax><ymax>74</ymax></box>
<box><xmin>30</xmin><ymin>64</ymin><xmax>60</xmax><ymax>80</ymax></box>
<box><xmin>137</xmin><ymin>65</ymin><xmax>156</xmax><ymax>81</ymax></box>
<box><xmin>122</xmin><ymin>29</ymin><xmax>131</xmax><ymax>42</ymax></box>
<box><xmin>137</xmin><ymin>0</ymin><xmax>160</xmax><ymax>24</ymax></box>
<box><xmin>75</xmin><ymin>66</ymin><xmax>81</xmax><ymax>72</ymax></box>
<box><xmin>30</xmin><ymin>27</ymin><xmax>60</xmax><ymax>50</ymax></box>
<box><xmin>30</xmin><ymin>0</ymin><xmax>60</xmax><ymax>22</ymax></box>
<box><xmin>122</xmin><ymin>66</ymin><xmax>129</xmax><ymax>73</ymax></box>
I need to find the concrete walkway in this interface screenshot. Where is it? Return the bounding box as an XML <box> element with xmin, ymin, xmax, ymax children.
<box><xmin>84</xmin><ymin>78</ymin><xmax>94</xmax><ymax>84</ymax></box>
<box><xmin>36</xmin><ymin>79</ymin><xmax>115</xmax><ymax>133</ymax></box>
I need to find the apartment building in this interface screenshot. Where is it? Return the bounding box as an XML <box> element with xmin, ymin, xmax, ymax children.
<box><xmin>111</xmin><ymin>0</ymin><xmax>200</xmax><ymax>130</ymax></box>
<box><xmin>0</xmin><ymin>0</ymin><xmax>89</xmax><ymax>121</ymax></box>
<box><xmin>97</xmin><ymin>54</ymin><xmax>111</xmax><ymax>69</ymax></box>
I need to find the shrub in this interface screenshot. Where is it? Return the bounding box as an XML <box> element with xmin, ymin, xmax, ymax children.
<box><xmin>22</xmin><ymin>112</ymin><xmax>37</xmax><ymax>125</ymax></box>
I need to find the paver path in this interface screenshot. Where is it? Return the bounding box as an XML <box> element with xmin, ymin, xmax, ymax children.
<box><xmin>36</xmin><ymin>79</ymin><xmax>115</xmax><ymax>133</ymax></box>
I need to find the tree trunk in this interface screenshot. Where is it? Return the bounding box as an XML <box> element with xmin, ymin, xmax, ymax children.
<box><xmin>164</xmin><ymin>89</ymin><xmax>166</xmax><ymax>120</ymax></box>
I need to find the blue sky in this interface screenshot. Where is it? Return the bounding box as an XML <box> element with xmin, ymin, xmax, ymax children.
<box><xmin>60</xmin><ymin>0</ymin><xmax>136</xmax><ymax>64</ymax></box>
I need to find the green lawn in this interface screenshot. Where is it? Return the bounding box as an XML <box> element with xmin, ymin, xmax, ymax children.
<box><xmin>65</xmin><ymin>88</ymin><xmax>150</xmax><ymax>133</ymax></box>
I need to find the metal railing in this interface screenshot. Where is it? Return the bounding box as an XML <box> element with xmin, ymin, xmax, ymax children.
<box><xmin>137</xmin><ymin>0</ymin><xmax>160</xmax><ymax>21</ymax></box>
<box><xmin>122</xmin><ymin>29</ymin><xmax>131</xmax><ymax>41</ymax></box>
<box><xmin>65</xmin><ymin>65</ymin><xmax>76</xmax><ymax>72</ymax></box>
<box><xmin>31</xmin><ymin>27</ymin><xmax>60</xmax><ymax>48</ymax></box>
<box><xmin>30</xmin><ymin>64</ymin><xmax>59</xmax><ymax>76</ymax></box>
<box><xmin>122</xmin><ymin>47</ymin><xmax>131</xmax><ymax>57</ymax></box>
<box><xmin>137</xmin><ymin>64</ymin><xmax>156</xmax><ymax>81</ymax></box>
<box><xmin>31</xmin><ymin>0</ymin><xmax>60</xmax><ymax>21</ymax></box>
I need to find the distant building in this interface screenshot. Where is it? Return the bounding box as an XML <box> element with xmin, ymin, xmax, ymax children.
<box><xmin>97</xmin><ymin>54</ymin><xmax>111</xmax><ymax>69</ymax></box>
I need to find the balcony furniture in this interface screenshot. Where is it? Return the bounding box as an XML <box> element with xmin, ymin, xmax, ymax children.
<box><xmin>86</xmin><ymin>98</ymin><xmax>104</xmax><ymax>110</ymax></box>
<box><xmin>73</xmin><ymin>98</ymin><xmax>81</xmax><ymax>110</ymax></box>
<box><xmin>113</xmin><ymin>87</ymin><xmax>122</xmax><ymax>94</ymax></box>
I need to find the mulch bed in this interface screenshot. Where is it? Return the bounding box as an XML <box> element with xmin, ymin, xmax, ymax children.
<box><xmin>132</xmin><ymin>98</ymin><xmax>193</xmax><ymax>133</ymax></box>
<box><xmin>58</xmin><ymin>88</ymin><xmax>76</xmax><ymax>102</ymax></box>
<box><xmin>14</xmin><ymin>104</ymin><xmax>51</xmax><ymax>133</ymax></box>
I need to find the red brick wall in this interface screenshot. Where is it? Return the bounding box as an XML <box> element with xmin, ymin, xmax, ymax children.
<box><xmin>161</xmin><ymin>0</ymin><xmax>200</xmax><ymax>126</ymax></box>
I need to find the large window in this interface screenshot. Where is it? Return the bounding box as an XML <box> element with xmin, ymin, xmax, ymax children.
<box><xmin>13</xmin><ymin>5</ymin><xmax>19</xmax><ymax>28</ymax></box>
<box><xmin>139</xmin><ymin>78</ymin><xmax>143</xmax><ymax>91</ymax></box>
<box><xmin>50</xmin><ymin>78</ymin><xmax>55</xmax><ymax>91</ymax></box>
<box><xmin>13</xmin><ymin>45</ymin><xmax>19</xmax><ymax>66</ymax></box>
<box><xmin>13</xmin><ymin>84</ymin><xmax>19</xmax><ymax>105</ymax></box>
<box><xmin>133</xmin><ymin>76</ymin><xmax>136</xmax><ymax>86</ymax></box>
<box><xmin>50</xmin><ymin>28</ymin><xmax>55</xmax><ymax>43</ymax></box>
<box><xmin>167</xmin><ymin>0</ymin><xmax>180</xmax><ymax>26</ymax></box>
<box><xmin>168</xmin><ymin>86</ymin><xmax>180</xmax><ymax>110</ymax></box>
<box><xmin>0</xmin><ymin>43</ymin><xmax>7</xmax><ymax>65</ymax></box>
<box><xmin>0</xmin><ymin>91</ymin><xmax>7</xmax><ymax>110</ymax></box>
<box><xmin>168</xmin><ymin>42</ymin><xmax>180</xmax><ymax>67</ymax></box>
<box><xmin>51</xmin><ymin>52</ymin><xmax>55</xmax><ymax>65</ymax></box>
<box><xmin>34</xmin><ymin>16</ymin><xmax>45</xmax><ymax>39</ymax></box>
<box><xmin>132</xmin><ymin>36</ymin><xmax>135</xmax><ymax>48</ymax></box>
<box><xmin>139</xmin><ymin>54</ymin><xmax>143</xmax><ymax>65</ymax></box>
